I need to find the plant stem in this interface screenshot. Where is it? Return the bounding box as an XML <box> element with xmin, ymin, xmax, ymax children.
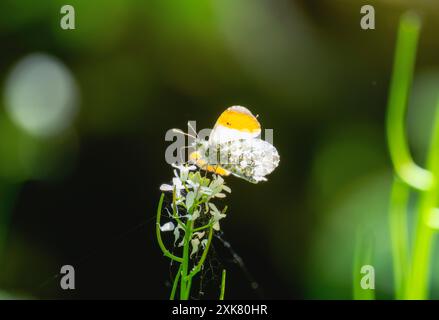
<box><xmin>406</xmin><ymin>99</ymin><xmax>439</xmax><ymax>299</ymax></box>
<box><xmin>172</xmin><ymin>189</ymin><xmax>186</xmax><ymax>229</ymax></box>
<box><xmin>170</xmin><ymin>264</ymin><xmax>182</xmax><ymax>300</ymax></box>
<box><xmin>219</xmin><ymin>269</ymin><xmax>226</xmax><ymax>300</ymax></box>
<box><xmin>156</xmin><ymin>193</ymin><xmax>183</xmax><ymax>263</ymax></box>
<box><xmin>386</xmin><ymin>13</ymin><xmax>431</xmax><ymax>191</ymax></box>
<box><xmin>389</xmin><ymin>177</ymin><xmax>410</xmax><ymax>299</ymax></box>
<box><xmin>186</xmin><ymin>225</ymin><xmax>213</xmax><ymax>280</ymax></box>
<box><xmin>353</xmin><ymin>231</ymin><xmax>375</xmax><ymax>300</ymax></box>
<box><xmin>180</xmin><ymin>217</ymin><xmax>194</xmax><ymax>300</ymax></box>
<box><xmin>385</xmin><ymin>11</ymin><xmax>439</xmax><ymax>300</ymax></box>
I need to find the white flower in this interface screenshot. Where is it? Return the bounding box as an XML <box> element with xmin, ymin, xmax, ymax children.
<box><xmin>159</xmin><ymin>162</ymin><xmax>231</xmax><ymax>245</ymax></box>
<box><xmin>159</xmin><ymin>184</ymin><xmax>173</xmax><ymax>192</ymax></box>
<box><xmin>208</xmin><ymin>203</ymin><xmax>227</xmax><ymax>231</ymax></box>
<box><xmin>199</xmin><ymin>186</ymin><xmax>213</xmax><ymax>196</ymax></box>
<box><xmin>186</xmin><ymin>179</ymin><xmax>200</xmax><ymax>190</ymax></box>
<box><xmin>212</xmin><ymin>175</ymin><xmax>231</xmax><ymax>197</ymax></box>
<box><xmin>159</xmin><ymin>176</ymin><xmax>185</xmax><ymax>198</ymax></box>
<box><xmin>190</xmin><ymin>238</ymin><xmax>200</xmax><ymax>257</ymax></box>
<box><xmin>172</xmin><ymin>163</ymin><xmax>196</xmax><ymax>182</ymax></box>
<box><xmin>188</xmin><ymin>209</ymin><xmax>200</xmax><ymax>221</ymax></box>
<box><xmin>193</xmin><ymin>231</ymin><xmax>205</xmax><ymax>239</ymax></box>
<box><xmin>209</xmin><ymin>175</ymin><xmax>224</xmax><ymax>195</ymax></box>
<box><xmin>159</xmin><ymin>221</ymin><xmax>175</xmax><ymax>232</ymax></box>
<box><xmin>173</xmin><ymin>224</ymin><xmax>184</xmax><ymax>245</ymax></box>
<box><xmin>160</xmin><ymin>164</ymin><xmax>197</xmax><ymax>195</ymax></box>
<box><xmin>185</xmin><ymin>191</ymin><xmax>195</xmax><ymax>209</ymax></box>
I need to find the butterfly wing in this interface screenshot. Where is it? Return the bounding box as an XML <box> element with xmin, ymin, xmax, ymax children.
<box><xmin>208</xmin><ymin>106</ymin><xmax>261</xmax><ymax>145</ymax></box>
<box><xmin>217</xmin><ymin>138</ymin><xmax>280</xmax><ymax>183</ymax></box>
<box><xmin>191</xmin><ymin>106</ymin><xmax>278</xmax><ymax>181</ymax></box>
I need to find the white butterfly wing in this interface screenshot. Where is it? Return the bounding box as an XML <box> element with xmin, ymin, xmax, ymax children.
<box><xmin>217</xmin><ymin>138</ymin><xmax>280</xmax><ymax>183</ymax></box>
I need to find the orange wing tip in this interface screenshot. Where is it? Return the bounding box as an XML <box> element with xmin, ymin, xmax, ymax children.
<box><xmin>216</xmin><ymin>106</ymin><xmax>261</xmax><ymax>133</ymax></box>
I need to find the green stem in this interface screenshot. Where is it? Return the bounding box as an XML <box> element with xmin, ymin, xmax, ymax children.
<box><xmin>170</xmin><ymin>264</ymin><xmax>182</xmax><ymax>300</ymax></box>
<box><xmin>156</xmin><ymin>193</ymin><xmax>183</xmax><ymax>263</ymax></box>
<box><xmin>193</xmin><ymin>222</ymin><xmax>213</xmax><ymax>232</ymax></box>
<box><xmin>219</xmin><ymin>269</ymin><xmax>226</xmax><ymax>300</ymax></box>
<box><xmin>180</xmin><ymin>217</ymin><xmax>194</xmax><ymax>300</ymax></box>
<box><xmin>172</xmin><ymin>189</ymin><xmax>186</xmax><ymax>229</ymax></box>
<box><xmin>406</xmin><ymin>99</ymin><xmax>439</xmax><ymax>299</ymax></box>
<box><xmin>180</xmin><ymin>224</ymin><xmax>214</xmax><ymax>300</ymax></box>
<box><xmin>389</xmin><ymin>176</ymin><xmax>410</xmax><ymax>299</ymax></box>
<box><xmin>353</xmin><ymin>231</ymin><xmax>375</xmax><ymax>300</ymax></box>
<box><xmin>386</xmin><ymin>12</ymin><xmax>432</xmax><ymax>191</ymax></box>
<box><xmin>186</xmin><ymin>225</ymin><xmax>214</xmax><ymax>280</ymax></box>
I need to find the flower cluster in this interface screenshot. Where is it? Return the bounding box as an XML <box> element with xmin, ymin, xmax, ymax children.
<box><xmin>159</xmin><ymin>163</ymin><xmax>231</xmax><ymax>256</ymax></box>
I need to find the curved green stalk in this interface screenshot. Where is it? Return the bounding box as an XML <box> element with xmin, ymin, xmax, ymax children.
<box><xmin>386</xmin><ymin>12</ymin><xmax>432</xmax><ymax>191</ymax></box>
<box><xmin>386</xmin><ymin>12</ymin><xmax>439</xmax><ymax>299</ymax></box>
<box><xmin>406</xmin><ymin>99</ymin><xmax>439</xmax><ymax>299</ymax></box>
<box><xmin>156</xmin><ymin>193</ymin><xmax>183</xmax><ymax>263</ymax></box>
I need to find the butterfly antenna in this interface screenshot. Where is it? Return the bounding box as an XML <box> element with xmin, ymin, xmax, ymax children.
<box><xmin>172</xmin><ymin>128</ymin><xmax>197</xmax><ymax>139</ymax></box>
<box><xmin>187</xmin><ymin>121</ymin><xmax>198</xmax><ymax>138</ymax></box>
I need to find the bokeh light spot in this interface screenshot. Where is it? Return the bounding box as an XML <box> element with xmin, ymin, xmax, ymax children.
<box><xmin>4</xmin><ymin>53</ymin><xmax>79</xmax><ymax>137</ymax></box>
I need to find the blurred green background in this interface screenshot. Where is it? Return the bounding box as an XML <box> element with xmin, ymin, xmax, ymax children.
<box><xmin>1</xmin><ymin>0</ymin><xmax>439</xmax><ymax>299</ymax></box>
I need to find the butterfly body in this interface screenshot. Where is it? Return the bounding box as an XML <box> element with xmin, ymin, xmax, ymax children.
<box><xmin>189</xmin><ymin>106</ymin><xmax>279</xmax><ymax>183</ymax></box>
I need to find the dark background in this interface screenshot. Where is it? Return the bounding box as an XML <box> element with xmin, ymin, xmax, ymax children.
<box><xmin>1</xmin><ymin>0</ymin><xmax>439</xmax><ymax>299</ymax></box>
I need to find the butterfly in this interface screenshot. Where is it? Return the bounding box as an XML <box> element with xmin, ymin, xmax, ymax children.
<box><xmin>187</xmin><ymin>106</ymin><xmax>279</xmax><ymax>183</ymax></box>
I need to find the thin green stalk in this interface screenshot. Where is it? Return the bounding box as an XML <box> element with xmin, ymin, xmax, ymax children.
<box><xmin>180</xmin><ymin>223</ymin><xmax>214</xmax><ymax>299</ymax></box>
<box><xmin>193</xmin><ymin>223</ymin><xmax>213</xmax><ymax>232</ymax></box>
<box><xmin>385</xmin><ymin>11</ymin><xmax>439</xmax><ymax>300</ymax></box>
<box><xmin>389</xmin><ymin>177</ymin><xmax>410</xmax><ymax>299</ymax></box>
<box><xmin>386</xmin><ymin>13</ymin><xmax>432</xmax><ymax>191</ymax></box>
<box><xmin>172</xmin><ymin>189</ymin><xmax>186</xmax><ymax>229</ymax></box>
<box><xmin>219</xmin><ymin>269</ymin><xmax>226</xmax><ymax>300</ymax></box>
<box><xmin>406</xmin><ymin>99</ymin><xmax>439</xmax><ymax>299</ymax></box>
<box><xmin>353</xmin><ymin>231</ymin><xmax>375</xmax><ymax>300</ymax></box>
<box><xmin>170</xmin><ymin>264</ymin><xmax>183</xmax><ymax>300</ymax></box>
<box><xmin>186</xmin><ymin>225</ymin><xmax>213</xmax><ymax>280</ymax></box>
<box><xmin>180</xmin><ymin>217</ymin><xmax>194</xmax><ymax>300</ymax></box>
<box><xmin>156</xmin><ymin>193</ymin><xmax>183</xmax><ymax>263</ymax></box>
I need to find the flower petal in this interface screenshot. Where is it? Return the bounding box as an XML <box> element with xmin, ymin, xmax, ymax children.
<box><xmin>159</xmin><ymin>184</ymin><xmax>173</xmax><ymax>191</ymax></box>
<box><xmin>173</xmin><ymin>224</ymin><xmax>183</xmax><ymax>245</ymax></box>
<box><xmin>190</xmin><ymin>238</ymin><xmax>200</xmax><ymax>257</ymax></box>
<box><xmin>193</xmin><ymin>231</ymin><xmax>205</xmax><ymax>239</ymax></box>
<box><xmin>186</xmin><ymin>191</ymin><xmax>195</xmax><ymax>209</ymax></box>
<box><xmin>189</xmin><ymin>209</ymin><xmax>200</xmax><ymax>221</ymax></box>
<box><xmin>159</xmin><ymin>222</ymin><xmax>175</xmax><ymax>232</ymax></box>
